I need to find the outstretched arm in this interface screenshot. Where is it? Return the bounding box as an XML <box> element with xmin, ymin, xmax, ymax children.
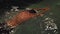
<box><xmin>35</xmin><ymin>7</ymin><xmax>49</xmax><ymax>17</ymax></box>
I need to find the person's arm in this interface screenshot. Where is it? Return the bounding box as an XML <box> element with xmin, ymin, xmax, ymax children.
<box><xmin>35</xmin><ymin>7</ymin><xmax>49</xmax><ymax>17</ymax></box>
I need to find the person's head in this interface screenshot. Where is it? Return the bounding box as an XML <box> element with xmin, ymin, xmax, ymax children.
<box><xmin>26</xmin><ymin>8</ymin><xmax>37</xmax><ymax>13</ymax></box>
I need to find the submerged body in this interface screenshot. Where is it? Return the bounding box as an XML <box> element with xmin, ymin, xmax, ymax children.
<box><xmin>6</xmin><ymin>8</ymin><xmax>49</xmax><ymax>28</ymax></box>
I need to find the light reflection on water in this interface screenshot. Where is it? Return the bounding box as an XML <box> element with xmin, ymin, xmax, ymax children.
<box><xmin>40</xmin><ymin>14</ymin><xmax>58</xmax><ymax>34</ymax></box>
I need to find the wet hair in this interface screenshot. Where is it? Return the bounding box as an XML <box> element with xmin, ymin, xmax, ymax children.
<box><xmin>28</xmin><ymin>9</ymin><xmax>36</xmax><ymax>13</ymax></box>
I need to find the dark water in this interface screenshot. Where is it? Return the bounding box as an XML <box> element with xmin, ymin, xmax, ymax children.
<box><xmin>0</xmin><ymin>0</ymin><xmax>60</xmax><ymax>34</ymax></box>
<box><xmin>14</xmin><ymin>0</ymin><xmax>60</xmax><ymax>34</ymax></box>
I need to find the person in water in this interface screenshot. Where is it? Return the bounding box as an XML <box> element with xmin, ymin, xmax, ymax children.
<box><xmin>0</xmin><ymin>7</ymin><xmax>49</xmax><ymax>34</ymax></box>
